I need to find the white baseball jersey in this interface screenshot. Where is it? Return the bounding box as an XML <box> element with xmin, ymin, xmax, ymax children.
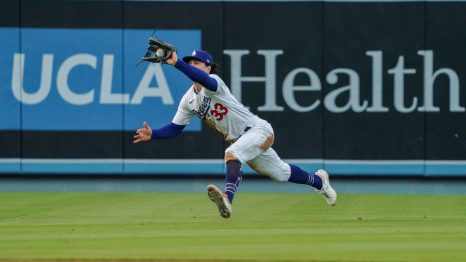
<box><xmin>172</xmin><ymin>74</ymin><xmax>256</xmax><ymax>141</ymax></box>
<box><xmin>172</xmin><ymin>73</ymin><xmax>291</xmax><ymax>181</ymax></box>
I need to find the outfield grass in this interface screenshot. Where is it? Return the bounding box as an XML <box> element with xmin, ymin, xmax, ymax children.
<box><xmin>0</xmin><ymin>192</ymin><xmax>465</xmax><ymax>261</ymax></box>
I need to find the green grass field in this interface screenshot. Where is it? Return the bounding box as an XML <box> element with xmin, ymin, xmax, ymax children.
<box><xmin>0</xmin><ymin>192</ymin><xmax>465</xmax><ymax>261</ymax></box>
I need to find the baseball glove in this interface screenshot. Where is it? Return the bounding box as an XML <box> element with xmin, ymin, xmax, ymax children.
<box><xmin>141</xmin><ymin>37</ymin><xmax>177</xmax><ymax>64</ymax></box>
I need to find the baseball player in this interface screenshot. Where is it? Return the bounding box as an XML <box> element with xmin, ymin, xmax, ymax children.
<box><xmin>133</xmin><ymin>49</ymin><xmax>337</xmax><ymax>218</ymax></box>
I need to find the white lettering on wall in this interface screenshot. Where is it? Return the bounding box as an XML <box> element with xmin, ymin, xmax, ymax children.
<box><xmin>11</xmin><ymin>53</ymin><xmax>174</xmax><ymax>106</ymax></box>
<box><xmin>56</xmin><ymin>54</ymin><xmax>96</xmax><ymax>105</ymax></box>
<box><xmin>325</xmin><ymin>68</ymin><xmax>368</xmax><ymax>113</ymax></box>
<box><xmin>131</xmin><ymin>63</ymin><xmax>173</xmax><ymax>104</ymax></box>
<box><xmin>366</xmin><ymin>51</ymin><xmax>389</xmax><ymax>112</ymax></box>
<box><xmin>225</xmin><ymin>49</ymin><xmax>463</xmax><ymax>113</ymax></box>
<box><xmin>417</xmin><ymin>50</ymin><xmax>464</xmax><ymax>112</ymax></box>
<box><xmin>10</xmin><ymin>50</ymin><xmax>463</xmax><ymax>113</ymax></box>
<box><xmin>101</xmin><ymin>54</ymin><xmax>129</xmax><ymax>104</ymax></box>
<box><xmin>282</xmin><ymin>68</ymin><xmax>321</xmax><ymax>112</ymax></box>
<box><xmin>12</xmin><ymin>53</ymin><xmax>54</xmax><ymax>105</ymax></box>
<box><xmin>224</xmin><ymin>49</ymin><xmax>284</xmax><ymax>111</ymax></box>
<box><xmin>388</xmin><ymin>56</ymin><xmax>417</xmax><ymax>113</ymax></box>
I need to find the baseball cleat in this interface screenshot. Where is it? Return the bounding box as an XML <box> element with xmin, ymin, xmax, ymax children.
<box><xmin>207</xmin><ymin>184</ymin><xmax>232</xmax><ymax>218</ymax></box>
<box><xmin>315</xmin><ymin>169</ymin><xmax>337</xmax><ymax>206</ymax></box>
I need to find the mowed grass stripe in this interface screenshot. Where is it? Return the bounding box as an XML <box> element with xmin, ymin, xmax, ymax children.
<box><xmin>0</xmin><ymin>193</ymin><xmax>465</xmax><ymax>261</ymax></box>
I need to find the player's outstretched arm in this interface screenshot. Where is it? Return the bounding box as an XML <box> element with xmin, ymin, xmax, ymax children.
<box><xmin>133</xmin><ymin>122</ymin><xmax>153</xmax><ymax>143</ymax></box>
<box><xmin>166</xmin><ymin>51</ymin><xmax>218</xmax><ymax>91</ymax></box>
<box><xmin>133</xmin><ymin>121</ymin><xmax>186</xmax><ymax>143</ymax></box>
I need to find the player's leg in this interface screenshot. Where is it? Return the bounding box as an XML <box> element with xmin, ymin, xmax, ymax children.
<box><xmin>206</xmin><ymin>158</ymin><xmax>242</xmax><ymax>218</ymax></box>
<box><xmin>207</xmin><ymin>122</ymin><xmax>273</xmax><ymax>218</ymax></box>
<box><xmin>223</xmin><ymin>124</ymin><xmax>274</xmax><ymax>201</ymax></box>
<box><xmin>246</xmin><ymin>148</ymin><xmax>337</xmax><ymax>206</ymax></box>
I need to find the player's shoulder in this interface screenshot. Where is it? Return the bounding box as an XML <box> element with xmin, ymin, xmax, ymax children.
<box><xmin>209</xmin><ymin>74</ymin><xmax>225</xmax><ymax>84</ymax></box>
<box><xmin>208</xmin><ymin>74</ymin><xmax>228</xmax><ymax>92</ymax></box>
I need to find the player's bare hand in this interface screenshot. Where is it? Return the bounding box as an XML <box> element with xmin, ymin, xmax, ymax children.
<box><xmin>166</xmin><ymin>51</ymin><xmax>178</xmax><ymax>65</ymax></box>
<box><xmin>133</xmin><ymin>121</ymin><xmax>152</xmax><ymax>143</ymax></box>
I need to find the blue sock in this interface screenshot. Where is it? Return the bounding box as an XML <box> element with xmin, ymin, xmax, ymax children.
<box><xmin>225</xmin><ymin>160</ymin><xmax>243</xmax><ymax>204</ymax></box>
<box><xmin>288</xmin><ymin>164</ymin><xmax>322</xmax><ymax>190</ymax></box>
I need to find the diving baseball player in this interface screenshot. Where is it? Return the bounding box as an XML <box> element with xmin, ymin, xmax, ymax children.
<box><xmin>134</xmin><ymin>39</ymin><xmax>337</xmax><ymax>218</ymax></box>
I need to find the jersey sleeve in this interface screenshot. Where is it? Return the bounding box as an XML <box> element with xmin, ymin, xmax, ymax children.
<box><xmin>172</xmin><ymin>93</ymin><xmax>195</xmax><ymax>125</ymax></box>
<box><xmin>204</xmin><ymin>74</ymin><xmax>225</xmax><ymax>96</ymax></box>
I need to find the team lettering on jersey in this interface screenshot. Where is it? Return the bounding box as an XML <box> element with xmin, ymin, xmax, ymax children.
<box><xmin>191</xmin><ymin>95</ymin><xmax>229</xmax><ymax>122</ymax></box>
<box><xmin>174</xmin><ymin>74</ymin><xmax>253</xmax><ymax>141</ymax></box>
<box><xmin>192</xmin><ymin>96</ymin><xmax>212</xmax><ymax>119</ymax></box>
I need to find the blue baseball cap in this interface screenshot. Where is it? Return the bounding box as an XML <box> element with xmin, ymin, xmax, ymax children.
<box><xmin>182</xmin><ymin>50</ymin><xmax>214</xmax><ymax>65</ymax></box>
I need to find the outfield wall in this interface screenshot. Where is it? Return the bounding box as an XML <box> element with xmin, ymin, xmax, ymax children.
<box><xmin>0</xmin><ymin>0</ymin><xmax>465</xmax><ymax>176</ymax></box>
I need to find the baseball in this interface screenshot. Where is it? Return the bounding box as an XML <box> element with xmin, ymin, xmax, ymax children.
<box><xmin>156</xmin><ymin>49</ymin><xmax>166</xmax><ymax>57</ymax></box>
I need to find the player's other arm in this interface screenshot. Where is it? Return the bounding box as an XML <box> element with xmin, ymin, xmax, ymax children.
<box><xmin>133</xmin><ymin>121</ymin><xmax>186</xmax><ymax>143</ymax></box>
<box><xmin>167</xmin><ymin>52</ymin><xmax>218</xmax><ymax>91</ymax></box>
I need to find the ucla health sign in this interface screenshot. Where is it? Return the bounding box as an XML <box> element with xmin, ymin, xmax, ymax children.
<box><xmin>0</xmin><ymin>28</ymin><xmax>201</xmax><ymax>131</ymax></box>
